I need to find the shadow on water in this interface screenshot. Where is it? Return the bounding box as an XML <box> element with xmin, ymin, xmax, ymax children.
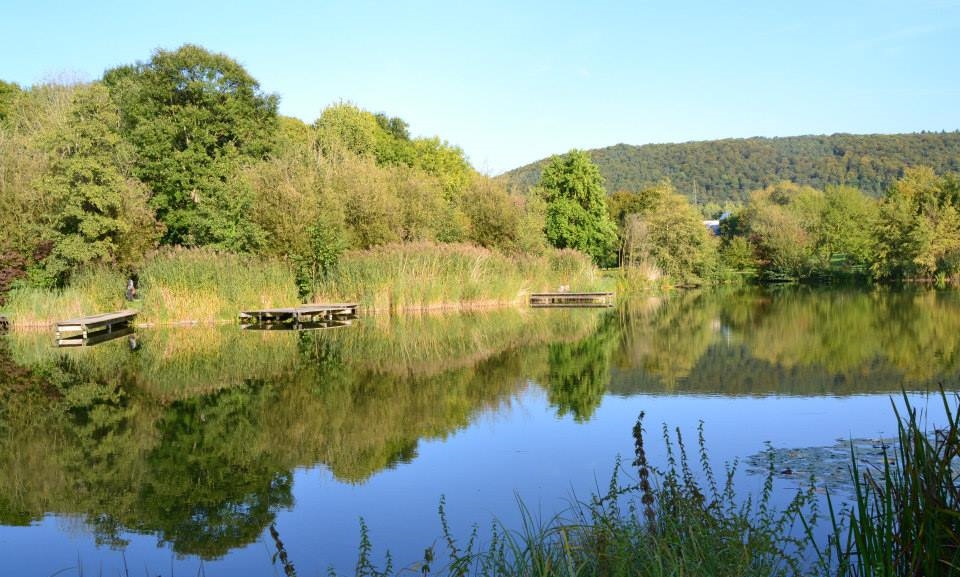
<box><xmin>2</xmin><ymin>285</ymin><xmax>960</xmax><ymax>559</ymax></box>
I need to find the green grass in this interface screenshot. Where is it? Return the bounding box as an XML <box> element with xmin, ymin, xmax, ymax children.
<box><xmin>135</xmin><ymin>247</ymin><xmax>299</xmax><ymax>324</ymax></box>
<box><xmin>3</xmin><ymin>244</ymin><xmax>609</xmax><ymax>326</ymax></box>
<box><xmin>318</xmin><ymin>414</ymin><xmax>817</xmax><ymax>577</ymax></box>
<box><xmin>315</xmin><ymin>242</ymin><xmax>608</xmax><ymax>312</ymax></box>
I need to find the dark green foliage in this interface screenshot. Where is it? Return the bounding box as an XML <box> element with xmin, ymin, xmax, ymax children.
<box><xmin>0</xmin><ymin>247</ymin><xmax>28</xmax><ymax>305</ymax></box>
<box><xmin>504</xmin><ymin>132</ymin><xmax>960</xmax><ymax>205</ymax></box>
<box><xmin>293</xmin><ymin>219</ymin><xmax>347</xmax><ymax>299</ymax></box>
<box><xmin>539</xmin><ymin>150</ymin><xmax>618</xmax><ymax>266</ymax></box>
<box><xmin>34</xmin><ymin>84</ymin><xmax>159</xmax><ymax>287</ymax></box>
<box><xmin>103</xmin><ymin>44</ymin><xmax>278</xmax><ymax>250</ymax></box>
<box><xmin>545</xmin><ymin>315</ymin><xmax>619</xmax><ymax>422</ymax></box>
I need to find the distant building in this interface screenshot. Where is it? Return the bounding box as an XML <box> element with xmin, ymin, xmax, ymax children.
<box><xmin>703</xmin><ymin>211</ymin><xmax>731</xmax><ymax>236</ymax></box>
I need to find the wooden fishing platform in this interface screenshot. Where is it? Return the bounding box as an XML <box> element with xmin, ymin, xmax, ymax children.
<box><xmin>55</xmin><ymin>310</ymin><xmax>138</xmax><ymax>343</ymax></box>
<box><xmin>530</xmin><ymin>292</ymin><xmax>615</xmax><ymax>308</ymax></box>
<box><xmin>58</xmin><ymin>326</ymin><xmax>135</xmax><ymax>347</ymax></box>
<box><xmin>239</xmin><ymin>303</ymin><xmax>358</xmax><ymax>327</ymax></box>
<box><xmin>241</xmin><ymin>318</ymin><xmax>355</xmax><ymax>332</ymax></box>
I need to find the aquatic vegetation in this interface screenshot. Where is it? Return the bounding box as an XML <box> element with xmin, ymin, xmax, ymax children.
<box><xmin>330</xmin><ymin>415</ymin><xmax>816</xmax><ymax>577</ymax></box>
<box><xmin>816</xmin><ymin>391</ymin><xmax>960</xmax><ymax>577</ymax></box>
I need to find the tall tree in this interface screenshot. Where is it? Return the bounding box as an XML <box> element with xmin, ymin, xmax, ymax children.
<box><xmin>35</xmin><ymin>84</ymin><xmax>159</xmax><ymax>286</ymax></box>
<box><xmin>103</xmin><ymin>44</ymin><xmax>278</xmax><ymax>250</ymax></box>
<box><xmin>538</xmin><ymin>150</ymin><xmax>618</xmax><ymax>266</ymax></box>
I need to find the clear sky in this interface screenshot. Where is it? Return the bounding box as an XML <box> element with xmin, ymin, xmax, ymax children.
<box><xmin>2</xmin><ymin>0</ymin><xmax>958</xmax><ymax>174</ymax></box>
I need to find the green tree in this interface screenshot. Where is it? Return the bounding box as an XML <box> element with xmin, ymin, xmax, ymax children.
<box><xmin>817</xmin><ymin>185</ymin><xmax>878</xmax><ymax>273</ymax></box>
<box><xmin>617</xmin><ymin>183</ymin><xmax>717</xmax><ymax>283</ymax></box>
<box><xmin>34</xmin><ymin>84</ymin><xmax>159</xmax><ymax>286</ymax></box>
<box><xmin>743</xmin><ymin>182</ymin><xmax>824</xmax><ymax>281</ymax></box>
<box><xmin>873</xmin><ymin>167</ymin><xmax>960</xmax><ymax>279</ymax></box>
<box><xmin>0</xmin><ymin>80</ymin><xmax>21</xmax><ymax>124</ymax></box>
<box><xmin>538</xmin><ymin>150</ymin><xmax>618</xmax><ymax>266</ymax></box>
<box><xmin>103</xmin><ymin>44</ymin><xmax>278</xmax><ymax>250</ymax></box>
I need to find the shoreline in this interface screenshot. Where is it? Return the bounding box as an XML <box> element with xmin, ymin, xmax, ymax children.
<box><xmin>1</xmin><ymin>297</ymin><xmax>537</xmax><ymax>331</ymax></box>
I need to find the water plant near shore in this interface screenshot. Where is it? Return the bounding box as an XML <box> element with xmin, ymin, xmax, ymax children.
<box><xmin>2</xmin><ymin>244</ymin><xmax>608</xmax><ymax>326</ymax></box>
<box><xmin>816</xmin><ymin>391</ymin><xmax>960</xmax><ymax>577</ymax></box>
<box><xmin>317</xmin><ymin>391</ymin><xmax>960</xmax><ymax>577</ymax></box>
<box><xmin>322</xmin><ymin>414</ymin><xmax>817</xmax><ymax>577</ymax></box>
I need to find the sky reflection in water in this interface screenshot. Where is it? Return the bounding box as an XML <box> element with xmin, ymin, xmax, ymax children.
<box><xmin>0</xmin><ymin>286</ymin><xmax>957</xmax><ymax>576</ymax></box>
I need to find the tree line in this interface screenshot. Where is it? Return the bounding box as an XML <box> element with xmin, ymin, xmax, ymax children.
<box><xmin>0</xmin><ymin>44</ymin><xmax>548</xmax><ymax>303</ymax></box>
<box><xmin>2</xmin><ymin>43</ymin><xmax>959</xmax><ymax>301</ymax></box>
<box><xmin>503</xmin><ymin>132</ymin><xmax>960</xmax><ymax>205</ymax></box>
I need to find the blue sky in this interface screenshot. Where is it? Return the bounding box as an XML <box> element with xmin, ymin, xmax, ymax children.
<box><xmin>2</xmin><ymin>0</ymin><xmax>958</xmax><ymax>173</ymax></box>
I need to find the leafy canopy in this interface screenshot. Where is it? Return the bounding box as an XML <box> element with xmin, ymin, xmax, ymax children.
<box><xmin>103</xmin><ymin>44</ymin><xmax>278</xmax><ymax>250</ymax></box>
<box><xmin>538</xmin><ymin>150</ymin><xmax>618</xmax><ymax>267</ymax></box>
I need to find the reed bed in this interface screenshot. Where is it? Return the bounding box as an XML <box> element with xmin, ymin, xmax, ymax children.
<box><xmin>3</xmin><ymin>267</ymin><xmax>128</xmax><ymax>327</ymax></box>
<box><xmin>819</xmin><ymin>390</ymin><xmax>960</xmax><ymax>577</ymax></box>
<box><xmin>3</xmin><ymin>244</ymin><xmax>606</xmax><ymax>326</ymax></box>
<box><xmin>314</xmin><ymin>243</ymin><xmax>606</xmax><ymax>312</ymax></box>
<box><xmin>136</xmin><ymin>247</ymin><xmax>299</xmax><ymax>324</ymax></box>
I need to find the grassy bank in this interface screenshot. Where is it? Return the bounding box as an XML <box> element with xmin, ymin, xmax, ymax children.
<box><xmin>3</xmin><ymin>248</ymin><xmax>298</xmax><ymax>327</ymax></box>
<box><xmin>314</xmin><ymin>242</ymin><xmax>606</xmax><ymax>312</ymax></box>
<box><xmin>2</xmin><ymin>243</ymin><xmax>608</xmax><ymax>327</ymax></box>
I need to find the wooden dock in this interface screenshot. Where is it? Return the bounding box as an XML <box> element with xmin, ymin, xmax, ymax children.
<box><xmin>58</xmin><ymin>326</ymin><xmax>135</xmax><ymax>347</ymax></box>
<box><xmin>55</xmin><ymin>309</ymin><xmax>138</xmax><ymax>342</ymax></box>
<box><xmin>241</xmin><ymin>318</ymin><xmax>354</xmax><ymax>332</ymax></box>
<box><xmin>530</xmin><ymin>292</ymin><xmax>615</xmax><ymax>308</ymax></box>
<box><xmin>239</xmin><ymin>303</ymin><xmax>358</xmax><ymax>327</ymax></box>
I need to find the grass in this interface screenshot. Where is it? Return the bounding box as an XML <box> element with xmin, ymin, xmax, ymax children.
<box><xmin>314</xmin><ymin>242</ymin><xmax>608</xmax><ymax>312</ymax></box>
<box><xmin>135</xmin><ymin>247</ymin><xmax>299</xmax><ymax>324</ymax></box>
<box><xmin>303</xmin><ymin>414</ymin><xmax>818</xmax><ymax>577</ymax></box>
<box><xmin>3</xmin><ymin>244</ymin><xmax>609</xmax><ymax>326</ymax></box>
<box><xmin>3</xmin><ymin>248</ymin><xmax>299</xmax><ymax>326</ymax></box>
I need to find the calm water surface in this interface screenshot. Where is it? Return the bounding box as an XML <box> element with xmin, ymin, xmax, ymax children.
<box><xmin>1</xmin><ymin>287</ymin><xmax>958</xmax><ymax>576</ymax></box>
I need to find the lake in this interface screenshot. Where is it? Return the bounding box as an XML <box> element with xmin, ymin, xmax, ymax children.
<box><xmin>1</xmin><ymin>286</ymin><xmax>958</xmax><ymax>576</ymax></box>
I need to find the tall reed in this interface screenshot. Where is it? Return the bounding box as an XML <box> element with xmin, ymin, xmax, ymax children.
<box><xmin>314</xmin><ymin>242</ymin><xmax>606</xmax><ymax>312</ymax></box>
<box><xmin>4</xmin><ymin>247</ymin><xmax>299</xmax><ymax>326</ymax></box>
<box><xmin>820</xmin><ymin>390</ymin><xmax>960</xmax><ymax>577</ymax></box>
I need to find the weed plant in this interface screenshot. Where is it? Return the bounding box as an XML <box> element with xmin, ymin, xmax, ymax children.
<box><xmin>331</xmin><ymin>413</ymin><xmax>816</xmax><ymax>577</ymax></box>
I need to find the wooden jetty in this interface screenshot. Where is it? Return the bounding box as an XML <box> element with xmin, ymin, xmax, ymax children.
<box><xmin>242</xmin><ymin>318</ymin><xmax>354</xmax><ymax>332</ymax></box>
<box><xmin>239</xmin><ymin>303</ymin><xmax>358</xmax><ymax>327</ymax></box>
<box><xmin>530</xmin><ymin>292</ymin><xmax>615</xmax><ymax>308</ymax></box>
<box><xmin>58</xmin><ymin>326</ymin><xmax>135</xmax><ymax>347</ymax></box>
<box><xmin>55</xmin><ymin>309</ymin><xmax>138</xmax><ymax>342</ymax></box>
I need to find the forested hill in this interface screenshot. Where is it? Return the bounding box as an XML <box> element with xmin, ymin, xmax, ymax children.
<box><xmin>500</xmin><ymin>132</ymin><xmax>960</xmax><ymax>204</ymax></box>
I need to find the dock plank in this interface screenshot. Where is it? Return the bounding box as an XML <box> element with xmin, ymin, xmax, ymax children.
<box><xmin>530</xmin><ymin>292</ymin><xmax>615</xmax><ymax>308</ymax></box>
<box><xmin>239</xmin><ymin>303</ymin><xmax>358</xmax><ymax>326</ymax></box>
<box><xmin>55</xmin><ymin>309</ymin><xmax>138</xmax><ymax>340</ymax></box>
